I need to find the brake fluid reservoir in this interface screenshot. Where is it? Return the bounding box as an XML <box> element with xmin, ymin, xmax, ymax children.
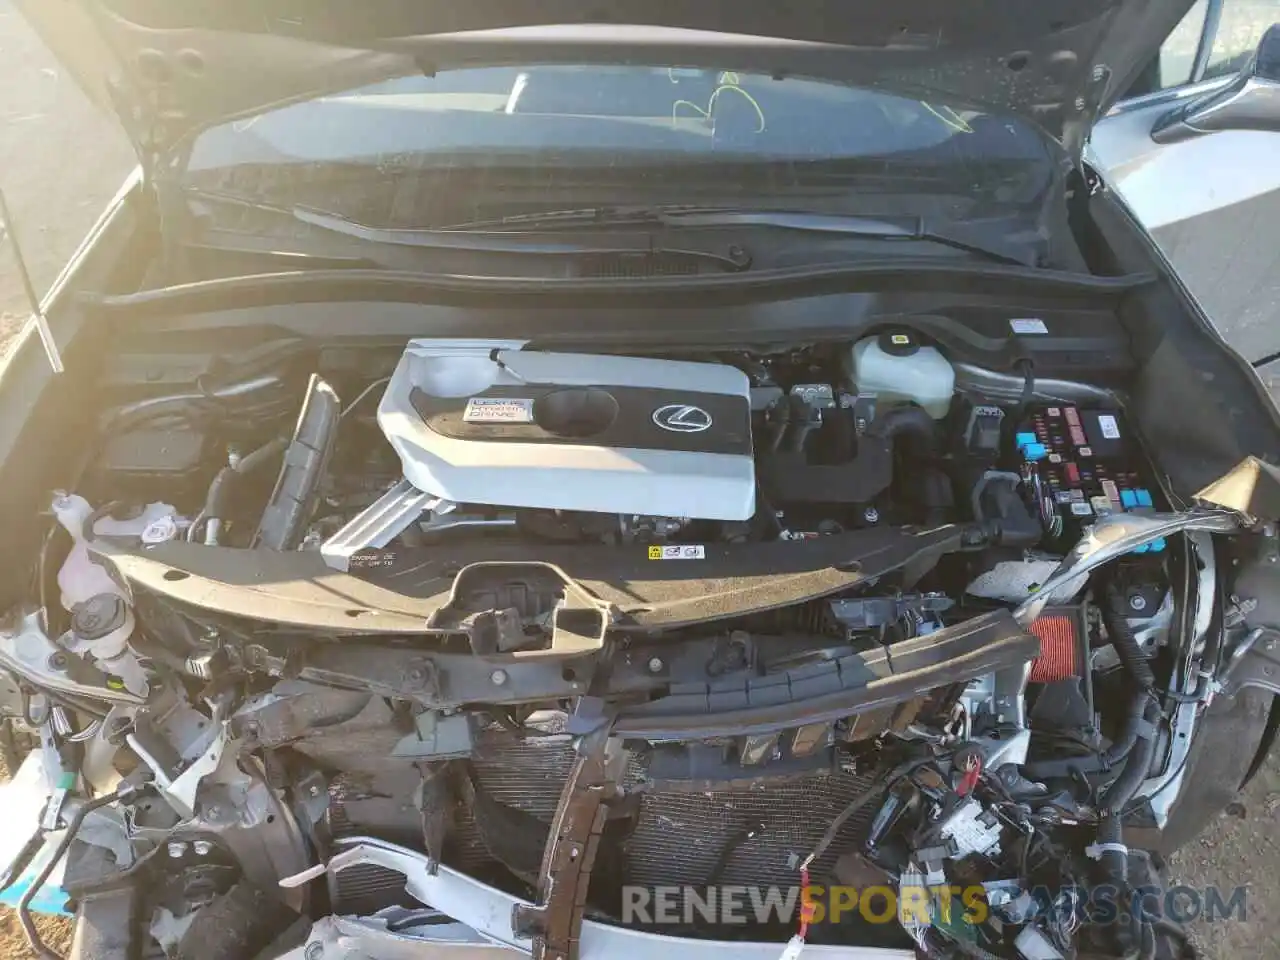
<box><xmin>850</xmin><ymin>331</ymin><xmax>955</xmax><ymax>419</ymax></box>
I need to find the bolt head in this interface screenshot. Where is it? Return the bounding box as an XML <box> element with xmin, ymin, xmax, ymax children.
<box><xmin>647</xmin><ymin>657</ymin><xmax>665</xmax><ymax>674</ymax></box>
<box><xmin>167</xmin><ymin>841</ymin><xmax>187</xmax><ymax>859</ymax></box>
<box><xmin>490</xmin><ymin>669</ymin><xmax>508</xmax><ymax>686</ymax></box>
<box><xmin>309</xmin><ymin>784</ymin><xmax>322</xmax><ymax>797</ymax></box>
<box><xmin>1129</xmin><ymin>594</ymin><xmax>1148</xmax><ymax>612</ymax></box>
<box><xmin>863</xmin><ymin>507</ymin><xmax>880</xmax><ymax>524</ymax></box>
<box><xmin>192</xmin><ymin>840</ymin><xmax>213</xmax><ymax>856</ymax></box>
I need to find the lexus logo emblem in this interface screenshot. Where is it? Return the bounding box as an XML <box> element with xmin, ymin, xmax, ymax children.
<box><xmin>652</xmin><ymin>404</ymin><xmax>713</xmax><ymax>433</ymax></box>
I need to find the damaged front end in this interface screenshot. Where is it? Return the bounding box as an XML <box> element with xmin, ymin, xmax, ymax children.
<box><xmin>2</xmin><ymin>336</ymin><xmax>1280</xmax><ymax>960</ymax></box>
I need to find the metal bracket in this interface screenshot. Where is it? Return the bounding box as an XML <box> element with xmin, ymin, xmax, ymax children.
<box><xmin>0</xmin><ymin>611</ymin><xmax>145</xmax><ymax>705</ymax></box>
<box><xmin>1219</xmin><ymin>627</ymin><xmax>1280</xmax><ymax>697</ymax></box>
<box><xmin>321</xmin><ymin>478</ymin><xmax>441</xmax><ymax>571</ymax></box>
<box><xmin>513</xmin><ymin>731</ymin><xmax>620</xmax><ymax>960</ymax></box>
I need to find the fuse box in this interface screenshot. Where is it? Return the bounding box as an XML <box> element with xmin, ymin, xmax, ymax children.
<box><xmin>1012</xmin><ymin>405</ymin><xmax>1165</xmax><ymax>552</ymax></box>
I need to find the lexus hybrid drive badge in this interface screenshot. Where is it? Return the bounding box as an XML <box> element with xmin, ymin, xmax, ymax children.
<box><xmin>651</xmin><ymin>403</ymin><xmax>713</xmax><ymax>433</ymax></box>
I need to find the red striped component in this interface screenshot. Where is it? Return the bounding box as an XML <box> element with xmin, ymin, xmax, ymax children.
<box><xmin>1028</xmin><ymin>615</ymin><xmax>1079</xmax><ymax>682</ymax></box>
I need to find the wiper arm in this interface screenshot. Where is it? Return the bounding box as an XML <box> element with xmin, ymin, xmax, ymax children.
<box><xmin>445</xmin><ymin>205</ymin><xmax>1039</xmax><ymax>267</ymax></box>
<box><xmin>445</xmin><ymin>205</ymin><xmax>912</xmax><ymax>235</ymax></box>
<box><xmin>187</xmin><ymin>190</ymin><xmax>752</xmax><ymax>272</ymax></box>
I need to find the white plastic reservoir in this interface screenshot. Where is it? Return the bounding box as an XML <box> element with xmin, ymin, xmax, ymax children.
<box><xmin>850</xmin><ymin>331</ymin><xmax>955</xmax><ymax>419</ymax></box>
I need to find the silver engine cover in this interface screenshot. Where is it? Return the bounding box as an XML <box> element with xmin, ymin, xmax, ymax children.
<box><xmin>377</xmin><ymin>340</ymin><xmax>756</xmax><ymax>521</ymax></box>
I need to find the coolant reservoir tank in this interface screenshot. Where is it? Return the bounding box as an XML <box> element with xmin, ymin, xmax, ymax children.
<box><xmin>850</xmin><ymin>331</ymin><xmax>955</xmax><ymax>419</ymax></box>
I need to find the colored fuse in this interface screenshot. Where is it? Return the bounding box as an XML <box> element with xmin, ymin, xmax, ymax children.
<box><xmin>1022</xmin><ymin>443</ymin><xmax>1048</xmax><ymax>461</ymax></box>
<box><xmin>1101</xmin><ymin>479</ymin><xmax>1121</xmax><ymax>503</ymax></box>
<box><xmin>1065</xmin><ymin>463</ymin><xmax>1080</xmax><ymax>483</ymax></box>
<box><xmin>1069</xmin><ymin>427</ymin><xmax>1087</xmax><ymax>446</ymax></box>
<box><xmin>1151</xmin><ymin>537</ymin><xmax>1167</xmax><ymax>552</ymax></box>
<box><xmin>1120</xmin><ymin>490</ymin><xmax>1138</xmax><ymax>508</ymax></box>
<box><xmin>1135</xmin><ymin>489</ymin><xmax>1154</xmax><ymax>507</ymax></box>
<box><xmin>1065</xmin><ymin>407</ymin><xmax>1081</xmax><ymax>427</ymax></box>
<box><xmin>1016</xmin><ymin>432</ymin><xmax>1037</xmax><ymax>448</ymax></box>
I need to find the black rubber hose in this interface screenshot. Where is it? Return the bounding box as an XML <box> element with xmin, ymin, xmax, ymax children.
<box><xmin>1104</xmin><ymin>580</ymin><xmax>1156</xmax><ymax>691</ymax></box>
<box><xmin>19</xmin><ymin>783</ymin><xmax>148</xmax><ymax>960</ymax></box>
<box><xmin>1100</xmin><ymin>579</ymin><xmax>1158</xmax><ymax>767</ymax></box>
<box><xmin>1101</xmin><ymin>698</ymin><xmax>1162</xmax><ymax>817</ymax></box>
<box><xmin>1090</xmin><ymin>578</ymin><xmax>1164</xmax><ymax>904</ymax></box>
<box><xmin>78</xmin><ymin>500</ymin><xmax>125</xmax><ymax>543</ymax></box>
<box><xmin>202</xmin><ymin>437</ymin><xmax>288</xmax><ymax>528</ymax></box>
<box><xmin>1090</xmin><ymin>684</ymin><xmax>1161</xmax><ymax>960</ymax></box>
<box><xmin>1101</xmin><ymin>689</ymin><xmax>1154</xmax><ymax>766</ymax></box>
<box><xmin>867</xmin><ymin>404</ymin><xmax>935</xmax><ymax>452</ymax></box>
<box><xmin>105</xmin><ymin>374</ymin><xmax>288</xmax><ymax>434</ymax></box>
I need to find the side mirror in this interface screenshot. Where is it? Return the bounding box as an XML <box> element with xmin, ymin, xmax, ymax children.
<box><xmin>1151</xmin><ymin>23</ymin><xmax>1280</xmax><ymax>143</ymax></box>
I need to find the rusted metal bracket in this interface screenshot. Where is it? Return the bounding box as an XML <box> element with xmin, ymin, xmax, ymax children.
<box><xmin>512</xmin><ymin>728</ymin><xmax>619</xmax><ymax>960</ymax></box>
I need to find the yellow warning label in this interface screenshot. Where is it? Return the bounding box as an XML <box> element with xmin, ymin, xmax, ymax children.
<box><xmin>648</xmin><ymin>546</ymin><xmax>663</xmax><ymax>559</ymax></box>
<box><xmin>891</xmin><ymin>334</ymin><xmax>910</xmax><ymax>345</ymax></box>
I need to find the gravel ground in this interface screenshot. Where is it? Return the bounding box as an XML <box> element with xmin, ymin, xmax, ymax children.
<box><xmin>1</xmin><ymin>5</ymin><xmax>1279</xmax><ymax>958</ymax></box>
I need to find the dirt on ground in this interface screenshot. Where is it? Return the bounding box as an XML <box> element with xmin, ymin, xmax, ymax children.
<box><xmin>1</xmin><ymin>3</ymin><xmax>1278</xmax><ymax>957</ymax></box>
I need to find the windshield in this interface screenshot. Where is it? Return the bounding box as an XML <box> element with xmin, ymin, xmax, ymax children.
<box><xmin>188</xmin><ymin>65</ymin><xmax>1052</xmax><ymax>171</ymax></box>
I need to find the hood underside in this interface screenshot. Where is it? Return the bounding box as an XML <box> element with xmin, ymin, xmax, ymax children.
<box><xmin>17</xmin><ymin>0</ymin><xmax>1194</xmax><ymax>167</ymax></box>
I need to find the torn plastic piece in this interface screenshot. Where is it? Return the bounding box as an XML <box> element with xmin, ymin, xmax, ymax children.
<box><xmin>281</xmin><ymin>836</ymin><xmax>915</xmax><ymax>960</ymax></box>
<box><xmin>1015</xmin><ymin>510</ymin><xmax>1243</xmax><ymax>626</ymax></box>
<box><xmin>1195</xmin><ymin>456</ymin><xmax>1280</xmax><ymax>521</ymax></box>
<box><xmin>391</xmin><ymin>712</ymin><xmax>473</xmax><ymax>760</ymax></box>
<box><xmin>129</xmin><ymin>714</ymin><xmax>228</xmax><ymax>819</ymax></box>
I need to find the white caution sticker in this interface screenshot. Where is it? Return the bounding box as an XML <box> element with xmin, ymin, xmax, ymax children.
<box><xmin>1096</xmin><ymin>415</ymin><xmax>1121</xmax><ymax>440</ymax></box>
<box><xmin>1009</xmin><ymin>318</ymin><xmax>1049</xmax><ymax>334</ymax></box>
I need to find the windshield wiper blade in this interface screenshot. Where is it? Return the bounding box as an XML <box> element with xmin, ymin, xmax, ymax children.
<box><xmin>444</xmin><ymin>205</ymin><xmax>912</xmax><ymax>235</ymax></box>
<box><xmin>444</xmin><ymin>205</ymin><xmax>1039</xmax><ymax>267</ymax></box>
<box><xmin>187</xmin><ymin>190</ymin><xmax>752</xmax><ymax>272</ymax></box>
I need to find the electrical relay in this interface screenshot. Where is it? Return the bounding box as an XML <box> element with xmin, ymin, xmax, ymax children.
<box><xmin>1013</xmin><ymin>405</ymin><xmax>1166</xmax><ymax>552</ymax></box>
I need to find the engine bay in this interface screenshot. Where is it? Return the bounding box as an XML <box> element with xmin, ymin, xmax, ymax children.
<box><xmin>83</xmin><ymin>329</ymin><xmax>1165</xmax><ymax>560</ymax></box>
<box><xmin>0</xmin><ymin>326</ymin><xmax>1248</xmax><ymax>960</ymax></box>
